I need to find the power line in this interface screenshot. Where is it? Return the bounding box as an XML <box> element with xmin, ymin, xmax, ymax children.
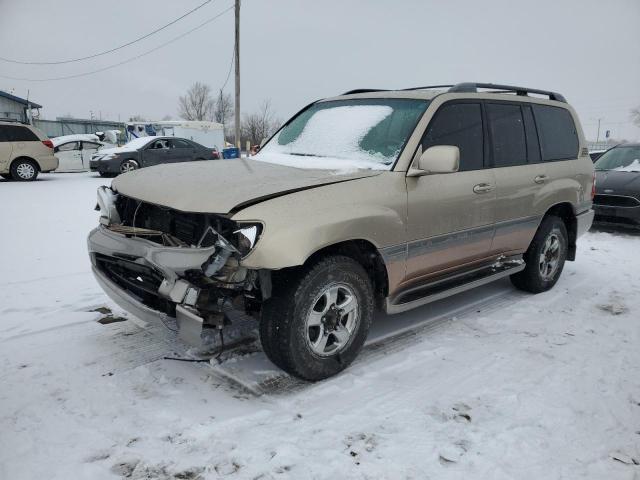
<box><xmin>0</xmin><ymin>5</ymin><xmax>233</xmax><ymax>82</ymax></box>
<box><xmin>219</xmin><ymin>36</ymin><xmax>235</xmax><ymax>92</ymax></box>
<box><xmin>0</xmin><ymin>0</ymin><xmax>215</xmax><ymax>65</ymax></box>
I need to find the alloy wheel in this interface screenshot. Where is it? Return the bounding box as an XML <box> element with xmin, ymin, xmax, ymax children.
<box><xmin>305</xmin><ymin>283</ymin><xmax>359</xmax><ymax>356</ymax></box>
<box><xmin>539</xmin><ymin>232</ymin><xmax>561</xmax><ymax>281</ymax></box>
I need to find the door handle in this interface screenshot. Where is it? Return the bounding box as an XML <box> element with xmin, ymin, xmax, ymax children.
<box><xmin>473</xmin><ymin>183</ymin><xmax>495</xmax><ymax>194</ymax></box>
<box><xmin>534</xmin><ymin>175</ymin><xmax>548</xmax><ymax>184</ymax></box>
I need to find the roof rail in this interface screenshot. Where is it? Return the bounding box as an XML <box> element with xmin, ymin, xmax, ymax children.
<box><xmin>402</xmin><ymin>85</ymin><xmax>454</xmax><ymax>91</ymax></box>
<box><xmin>448</xmin><ymin>82</ymin><xmax>566</xmax><ymax>102</ymax></box>
<box><xmin>342</xmin><ymin>88</ymin><xmax>388</xmax><ymax>95</ymax></box>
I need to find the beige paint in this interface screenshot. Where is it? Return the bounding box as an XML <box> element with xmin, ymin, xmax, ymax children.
<box><xmin>0</xmin><ymin>122</ymin><xmax>58</xmax><ymax>173</ymax></box>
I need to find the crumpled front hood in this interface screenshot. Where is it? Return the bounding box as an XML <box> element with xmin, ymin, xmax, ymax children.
<box><xmin>111</xmin><ymin>159</ymin><xmax>382</xmax><ymax>214</ymax></box>
<box><xmin>595</xmin><ymin>170</ymin><xmax>640</xmax><ymax>198</ymax></box>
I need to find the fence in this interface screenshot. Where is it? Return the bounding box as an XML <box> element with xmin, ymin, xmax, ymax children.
<box><xmin>34</xmin><ymin>118</ymin><xmax>126</xmax><ymax>140</ymax></box>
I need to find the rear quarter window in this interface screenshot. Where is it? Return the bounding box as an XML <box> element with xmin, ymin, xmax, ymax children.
<box><xmin>1</xmin><ymin>125</ymin><xmax>39</xmax><ymax>142</ymax></box>
<box><xmin>532</xmin><ymin>105</ymin><xmax>579</xmax><ymax>161</ymax></box>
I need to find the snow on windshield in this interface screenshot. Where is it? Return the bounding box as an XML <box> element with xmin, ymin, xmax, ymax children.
<box><xmin>257</xmin><ymin>103</ymin><xmax>412</xmax><ymax>171</ymax></box>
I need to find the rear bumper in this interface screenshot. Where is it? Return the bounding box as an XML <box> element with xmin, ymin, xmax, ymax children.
<box><xmin>576</xmin><ymin>209</ymin><xmax>595</xmax><ymax>237</ymax></box>
<box><xmin>35</xmin><ymin>154</ymin><xmax>58</xmax><ymax>172</ymax></box>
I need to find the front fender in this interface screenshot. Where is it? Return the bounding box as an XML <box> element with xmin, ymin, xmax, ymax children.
<box><xmin>232</xmin><ymin>172</ymin><xmax>408</xmax><ymax>270</ymax></box>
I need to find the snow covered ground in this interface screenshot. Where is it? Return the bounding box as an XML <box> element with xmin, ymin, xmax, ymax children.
<box><xmin>1</xmin><ymin>172</ymin><xmax>639</xmax><ymax>480</ymax></box>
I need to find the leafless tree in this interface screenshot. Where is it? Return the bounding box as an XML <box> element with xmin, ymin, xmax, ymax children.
<box><xmin>241</xmin><ymin>100</ymin><xmax>281</xmax><ymax>146</ymax></box>
<box><xmin>161</xmin><ymin>114</ymin><xmax>174</xmax><ymax>121</ymax></box>
<box><xmin>128</xmin><ymin>114</ymin><xmax>146</xmax><ymax>122</ymax></box>
<box><xmin>178</xmin><ymin>82</ymin><xmax>215</xmax><ymax>121</ymax></box>
<box><xmin>214</xmin><ymin>90</ymin><xmax>233</xmax><ymax>126</ymax></box>
<box><xmin>631</xmin><ymin>106</ymin><xmax>640</xmax><ymax>127</ymax></box>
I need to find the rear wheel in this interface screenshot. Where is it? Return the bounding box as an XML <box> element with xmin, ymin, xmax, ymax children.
<box><xmin>260</xmin><ymin>256</ymin><xmax>374</xmax><ymax>381</ymax></box>
<box><xmin>10</xmin><ymin>159</ymin><xmax>38</xmax><ymax>181</ymax></box>
<box><xmin>119</xmin><ymin>159</ymin><xmax>139</xmax><ymax>174</ymax></box>
<box><xmin>510</xmin><ymin>215</ymin><xmax>568</xmax><ymax>293</ymax></box>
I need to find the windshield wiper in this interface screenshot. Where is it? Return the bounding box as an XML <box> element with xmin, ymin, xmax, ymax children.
<box><xmin>288</xmin><ymin>152</ymin><xmax>325</xmax><ymax>157</ymax></box>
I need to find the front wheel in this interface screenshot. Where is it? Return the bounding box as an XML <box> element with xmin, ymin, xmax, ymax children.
<box><xmin>10</xmin><ymin>159</ymin><xmax>39</xmax><ymax>181</ymax></box>
<box><xmin>510</xmin><ymin>215</ymin><xmax>568</xmax><ymax>293</ymax></box>
<box><xmin>119</xmin><ymin>159</ymin><xmax>139</xmax><ymax>174</ymax></box>
<box><xmin>260</xmin><ymin>256</ymin><xmax>374</xmax><ymax>381</ymax></box>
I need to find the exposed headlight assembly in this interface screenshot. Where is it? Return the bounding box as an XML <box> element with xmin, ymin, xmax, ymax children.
<box><xmin>96</xmin><ymin>186</ymin><xmax>120</xmax><ymax>225</ymax></box>
<box><xmin>234</xmin><ymin>223</ymin><xmax>263</xmax><ymax>257</ymax></box>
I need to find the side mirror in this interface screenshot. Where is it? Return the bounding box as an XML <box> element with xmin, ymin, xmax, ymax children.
<box><xmin>407</xmin><ymin>145</ymin><xmax>460</xmax><ymax>176</ymax></box>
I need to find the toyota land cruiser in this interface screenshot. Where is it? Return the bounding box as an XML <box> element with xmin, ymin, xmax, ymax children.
<box><xmin>88</xmin><ymin>82</ymin><xmax>595</xmax><ymax>380</ymax></box>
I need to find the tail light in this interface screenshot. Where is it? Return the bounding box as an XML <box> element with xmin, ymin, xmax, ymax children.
<box><xmin>591</xmin><ymin>172</ymin><xmax>596</xmax><ymax>200</ymax></box>
<box><xmin>212</xmin><ymin>150</ymin><xmax>220</xmax><ymax>159</ymax></box>
<box><xmin>42</xmin><ymin>139</ymin><xmax>54</xmax><ymax>148</ymax></box>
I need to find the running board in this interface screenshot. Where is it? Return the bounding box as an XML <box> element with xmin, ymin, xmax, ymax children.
<box><xmin>385</xmin><ymin>260</ymin><xmax>525</xmax><ymax>315</ymax></box>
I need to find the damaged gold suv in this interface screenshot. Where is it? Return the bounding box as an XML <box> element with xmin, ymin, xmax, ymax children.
<box><xmin>88</xmin><ymin>83</ymin><xmax>595</xmax><ymax>380</ymax></box>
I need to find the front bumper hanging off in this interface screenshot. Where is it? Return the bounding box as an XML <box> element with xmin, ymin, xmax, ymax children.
<box><xmin>88</xmin><ymin>226</ymin><xmax>231</xmax><ymax>346</ymax></box>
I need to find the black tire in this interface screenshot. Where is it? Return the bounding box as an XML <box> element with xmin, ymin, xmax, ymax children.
<box><xmin>0</xmin><ymin>173</ymin><xmax>12</xmax><ymax>180</ymax></box>
<box><xmin>119</xmin><ymin>159</ymin><xmax>139</xmax><ymax>174</ymax></box>
<box><xmin>510</xmin><ymin>215</ymin><xmax>568</xmax><ymax>293</ymax></box>
<box><xmin>260</xmin><ymin>255</ymin><xmax>374</xmax><ymax>381</ymax></box>
<box><xmin>10</xmin><ymin>158</ymin><xmax>39</xmax><ymax>181</ymax></box>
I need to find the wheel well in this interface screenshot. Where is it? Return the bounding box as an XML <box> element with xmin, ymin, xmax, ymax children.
<box><xmin>304</xmin><ymin>240</ymin><xmax>389</xmax><ymax>308</ymax></box>
<box><xmin>11</xmin><ymin>156</ymin><xmax>40</xmax><ymax>172</ymax></box>
<box><xmin>544</xmin><ymin>203</ymin><xmax>577</xmax><ymax>261</ymax></box>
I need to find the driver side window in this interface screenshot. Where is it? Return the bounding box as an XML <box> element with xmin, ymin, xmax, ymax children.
<box><xmin>421</xmin><ymin>103</ymin><xmax>484</xmax><ymax>171</ymax></box>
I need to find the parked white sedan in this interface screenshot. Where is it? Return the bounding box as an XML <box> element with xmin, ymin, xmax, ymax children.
<box><xmin>53</xmin><ymin>134</ymin><xmax>114</xmax><ymax>172</ymax></box>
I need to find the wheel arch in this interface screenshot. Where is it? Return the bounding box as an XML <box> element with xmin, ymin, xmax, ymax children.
<box><xmin>543</xmin><ymin>202</ymin><xmax>577</xmax><ymax>261</ymax></box>
<box><xmin>303</xmin><ymin>239</ymin><xmax>390</xmax><ymax>308</ymax></box>
<box><xmin>11</xmin><ymin>156</ymin><xmax>41</xmax><ymax>171</ymax></box>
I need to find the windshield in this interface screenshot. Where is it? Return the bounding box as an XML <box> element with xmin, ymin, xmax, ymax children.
<box><xmin>595</xmin><ymin>145</ymin><xmax>640</xmax><ymax>172</ymax></box>
<box><xmin>256</xmin><ymin>98</ymin><xmax>429</xmax><ymax>171</ymax></box>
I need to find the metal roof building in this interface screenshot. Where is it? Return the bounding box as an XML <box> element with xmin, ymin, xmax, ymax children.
<box><xmin>0</xmin><ymin>90</ymin><xmax>42</xmax><ymax>123</ymax></box>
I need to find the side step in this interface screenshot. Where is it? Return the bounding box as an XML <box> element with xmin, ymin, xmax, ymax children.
<box><xmin>385</xmin><ymin>257</ymin><xmax>525</xmax><ymax>315</ymax></box>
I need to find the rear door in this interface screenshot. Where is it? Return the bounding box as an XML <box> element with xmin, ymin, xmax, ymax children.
<box><xmin>55</xmin><ymin>141</ymin><xmax>83</xmax><ymax>171</ymax></box>
<box><xmin>171</xmin><ymin>138</ymin><xmax>196</xmax><ymax>162</ymax></box>
<box><xmin>0</xmin><ymin>125</ymin><xmax>13</xmax><ymax>172</ymax></box>
<box><xmin>487</xmin><ymin>102</ymin><xmax>547</xmax><ymax>255</ymax></box>
<box><xmin>405</xmin><ymin>101</ymin><xmax>496</xmax><ymax>284</ymax></box>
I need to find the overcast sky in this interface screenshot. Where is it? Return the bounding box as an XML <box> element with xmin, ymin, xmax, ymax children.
<box><xmin>1</xmin><ymin>0</ymin><xmax>639</xmax><ymax>141</ymax></box>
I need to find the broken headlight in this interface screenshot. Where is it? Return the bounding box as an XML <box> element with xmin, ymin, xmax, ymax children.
<box><xmin>234</xmin><ymin>223</ymin><xmax>263</xmax><ymax>257</ymax></box>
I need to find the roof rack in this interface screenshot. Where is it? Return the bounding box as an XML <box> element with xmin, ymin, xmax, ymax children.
<box><xmin>342</xmin><ymin>88</ymin><xmax>388</xmax><ymax>95</ymax></box>
<box><xmin>447</xmin><ymin>82</ymin><xmax>566</xmax><ymax>102</ymax></box>
<box><xmin>341</xmin><ymin>83</ymin><xmax>566</xmax><ymax>103</ymax></box>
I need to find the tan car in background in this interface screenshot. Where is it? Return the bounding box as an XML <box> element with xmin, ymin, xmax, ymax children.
<box><xmin>0</xmin><ymin>120</ymin><xmax>58</xmax><ymax>181</ymax></box>
<box><xmin>88</xmin><ymin>82</ymin><xmax>595</xmax><ymax>381</ymax></box>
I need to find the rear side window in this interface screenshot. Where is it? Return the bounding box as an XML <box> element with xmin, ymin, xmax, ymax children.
<box><xmin>0</xmin><ymin>126</ymin><xmax>8</xmax><ymax>142</ymax></box>
<box><xmin>486</xmin><ymin>103</ymin><xmax>526</xmax><ymax>167</ymax></box>
<box><xmin>532</xmin><ymin>105</ymin><xmax>578</xmax><ymax>161</ymax></box>
<box><xmin>422</xmin><ymin>103</ymin><xmax>484</xmax><ymax>171</ymax></box>
<box><xmin>172</xmin><ymin>139</ymin><xmax>191</xmax><ymax>148</ymax></box>
<box><xmin>1</xmin><ymin>125</ymin><xmax>39</xmax><ymax>142</ymax></box>
<box><xmin>522</xmin><ymin>105</ymin><xmax>541</xmax><ymax>163</ymax></box>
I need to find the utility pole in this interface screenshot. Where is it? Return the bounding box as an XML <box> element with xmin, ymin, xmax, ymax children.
<box><xmin>234</xmin><ymin>0</ymin><xmax>241</xmax><ymax>152</ymax></box>
<box><xmin>595</xmin><ymin>118</ymin><xmax>602</xmax><ymax>144</ymax></box>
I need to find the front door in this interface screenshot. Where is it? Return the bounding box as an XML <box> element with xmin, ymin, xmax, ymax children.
<box><xmin>55</xmin><ymin>141</ymin><xmax>83</xmax><ymax>171</ymax></box>
<box><xmin>143</xmin><ymin>139</ymin><xmax>173</xmax><ymax>166</ymax></box>
<box><xmin>405</xmin><ymin>101</ymin><xmax>496</xmax><ymax>286</ymax></box>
